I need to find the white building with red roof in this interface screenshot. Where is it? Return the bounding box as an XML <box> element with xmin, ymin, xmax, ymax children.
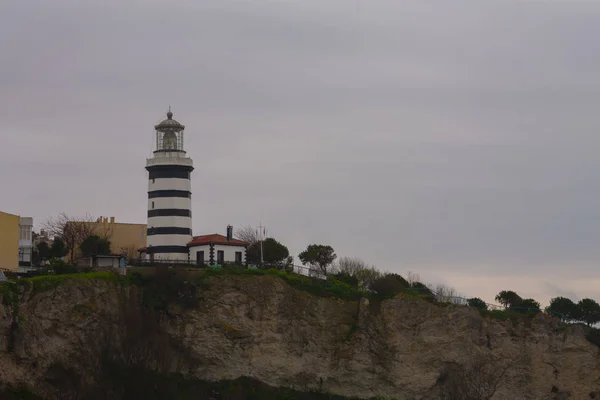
<box><xmin>188</xmin><ymin>225</ymin><xmax>248</xmax><ymax>266</ymax></box>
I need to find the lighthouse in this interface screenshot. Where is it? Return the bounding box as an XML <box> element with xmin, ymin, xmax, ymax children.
<box><xmin>145</xmin><ymin>109</ymin><xmax>193</xmax><ymax>261</ymax></box>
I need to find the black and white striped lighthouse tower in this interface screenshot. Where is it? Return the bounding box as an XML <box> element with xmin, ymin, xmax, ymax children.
<box><xmin>145</xmin><ymin>109</ymin><xmax>193</xmax><ymax>261</ymax></box>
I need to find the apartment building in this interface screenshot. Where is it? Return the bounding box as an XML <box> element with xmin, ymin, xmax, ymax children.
<box><xmin>0</xmin><ymin>211</ymin><xmax>19</xmax><ymax>271</ymax></box>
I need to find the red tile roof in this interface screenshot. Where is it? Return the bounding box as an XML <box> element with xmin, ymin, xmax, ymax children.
<box><xmin>187</xmin><ymin>234</ymin><xmax>248</xmax><ymax>247</ymax></box>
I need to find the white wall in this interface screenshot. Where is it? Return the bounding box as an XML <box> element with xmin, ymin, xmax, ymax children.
<box><xmin>189</xmin><ymin>244</ymin><xmax>245</xmax><ymax>264</ymax></box>
<box><xmin>214</xmin><ymin>245</ymin><xmax>245</xmax><ymax>264</ymax></box>
<box><xmin>147</xmin><ymin>216</ymin><xmax>192</xmax><ymax>229</ymax></box>
<box><xmin>148</xmin><ymin>178</ymin><xmax>191</xmax><ymax>192</ymax></box>
<box><xmin>147</xmin><ymin>153</ymin><xmax>193</xmax><ymax>165</ymax></box>
<box><xmin>189</xmin><ymin>244</ymin><xmax>210</xmax><ymax>263</ymax></box>
<box><xmin>146</xmin><ymin>234</ymin><xmax>192</xmax><ymax>247</ymax></box>
<box><xmin>148</xmin><ymin>197</ymin><xmax>191</xmax><ymax>211</ymax></box>
<box><xmin>97</xmin><ymin>257</ymin><xmax>119</xmax><ymax>268</ymax></box>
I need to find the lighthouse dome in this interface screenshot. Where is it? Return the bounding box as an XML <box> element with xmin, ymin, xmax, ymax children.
<box><xmin>155</xmin><ymin>110</ymin><xmax>184</xmax><ymax>130</ymax></box>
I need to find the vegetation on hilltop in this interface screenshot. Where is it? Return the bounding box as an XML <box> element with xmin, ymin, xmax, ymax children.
<box><xmin>5</xmin><ymin>260</ymin><xmax>600</xmax><ymax>399</ymax></box>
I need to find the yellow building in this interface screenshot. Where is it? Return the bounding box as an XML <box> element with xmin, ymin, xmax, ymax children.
<box><xmin>92</xmin><ymin>217</ymin><xmax>146</xmax><ymax>259</ymax></box>
<box><xmin>0</xmin><ymin>211</ymin><xmax>20</xmax><ymax>271</ymax></box>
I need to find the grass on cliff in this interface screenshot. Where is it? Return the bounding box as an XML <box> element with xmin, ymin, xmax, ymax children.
<box><xmin>0</xmin><ymin>271</ymin><xmax>124</xmax><ymax>301</ymax></box>
<box><xmin>1</xmin><ymin>264</ymin><xmax>447</xmax><ymax>307</ymax></box>
<box><xmin>22</xmin><ymin>271</ymin><xmax>123</xmax><ymax>295</ymax></box>
<box><xmin>0</xmin><ymin>282</ymin><xmax>20</xmax><ymax>306</ymax></box>
<box><xmin>202</xmin><ymin>266</ymin><xmax>368</xmax><ymax>300</ymax></box>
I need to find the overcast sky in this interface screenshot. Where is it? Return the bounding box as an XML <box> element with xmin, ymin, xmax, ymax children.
<box><xmin>2</xmin><ymin>1</ymin><xmax>600</xmax><ymax>306</ymax></box>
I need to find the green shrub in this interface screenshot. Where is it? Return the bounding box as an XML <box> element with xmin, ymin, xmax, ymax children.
<box><xmin>199</xmin><ymin>267</ymin><xmax>365</xmax><ymax>300</ymax></box>
<box><xmin>408</xmin><ymin>281</ymin><xmax>436</xmax><ymax>302</ymax></box>
<box><xmin>0</xmin><ymin>282</ymin><xmax>20</xmax><ymax>307</ymax></box>
<box><xmin>585</xmin><ymin>327</ymin><xmax>600</xmax><ymax>348</ymax></box>
<box><xmin>23</xmin><ymin>271</ymin><xmax>121</xmax><ymax>295</ymax></box>
<box><xmin>370</xmin><ymin>273</ymin><xmax>410</xmax><ymax>299</ymax></box>
<box><xmin>467</xmin><ymin>297</ymin><xmax>488</xmax><ymax>310</ymax></box>
<box><xmin>510</xmin><ymin>298</ymin><xmax>541</xmax><ymax>314</ymax></box>
<box><xmin>133</xmin><ymin>267</ymin><xmax>200</xmax><ymax>311</ymax></box>
<box><xmin>332</xmin><ymin>272</ymin><xmax>359</xmax><ymax>288</ymax></box>
<box><xmin>480</xmin><ymin>309</ymin><xmax>508</xmax><ymax>320</ymax></box>
<box><xmin>50</xmin><ymin>259</ymin><xmax>78</xmax><ymax>275</ymax></box>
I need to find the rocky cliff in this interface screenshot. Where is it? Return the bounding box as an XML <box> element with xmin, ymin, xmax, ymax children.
<box><xmin>1</xmin><ymin>273</ymin><xmax>599</xmax><ymax>399</ymax></box>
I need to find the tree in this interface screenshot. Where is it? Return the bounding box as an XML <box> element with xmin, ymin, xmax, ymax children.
<box><xmin>430</xmin><ymin>284</ymin><xmax>460</xmax><ymax>303</ymax></box>
<box><xmin>246</xmin><ymin>237</ymin><xmax>290</xmax><ymax>267</ymax></box>
<box><xmin>577</xmin><ymin>298</ymin><xmax>600</xmax><ymax>326</ymax></box>
<box><xmin>49</xmin><ymin>237</ymin><xmax>69</xmax><ymax>259</ymax></box>
<box><xmin>410</xmin><ymin>281</ymin><xmax>436</xmax><ymax>302</ymax></box>
<box><xmin>43</xmin><ymin>213</ymin><xmax>101</xmax><ymax>262</ymax></box>
<box><xmin>355</xmin><ymin>266</ymin><xmax>383</xmax><ymax>291</ymax></box>
<box><xmin>80</xmin><ymin>235</ymin><xmax>112</xmax><ymax>258</ymax></box>
<box><xmin>234</xmin><ymin>225</ymin><xmax>259</xmax><ymax>245</ymax></box>
<box><xmin>331</xmin><ymin>257</ymin><xmax>382</xmax><ymax>290</ymax></box>
<box><xmin>298</xmin><ymin>244</ymin><xmax>337</xmax><ymax>276</ymax></box>
<box><xmin>331</xmin><ymin>271</ymin><xmax>359</xmax><ymax>287</ymax></box>
<box><xmin>332</xmin><ymin>257</ymin><xmax>368</xmax><ymax>275</ymax></box>
<box><xmin>370</xmin><ymin>273</ymin><xmax>410</xmax><ymax>298</ymax></box>
<box><xmin>468</xmin><ymin>297</ymin><xmax>488</xmax><ymax>310</ymax></box>
<box><xmin>545</xmin><ymin>297</ymin><xmax>579</xmax><ymax>322</ymax></box>
<box><xmin>37</xmin><ymin>242</ymin><xmax>50</xmax><ymax>261</ymax></box>
<box><xmin>514</xmin><ymin>298</ymin><xmax>540</xmax><ymax>314</ymax></box>
<box><xmin>494</xmin><ymin>290</ymin><xmax>522</xmax><ymax>309</ymax></box>
<box><xmin>406</xmin><ymin>271</ymin><xmax>421</xmax><ymax>286</ymax></box>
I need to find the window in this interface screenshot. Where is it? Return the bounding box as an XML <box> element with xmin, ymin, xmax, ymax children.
<box><xmin>19</xmin><ymin>227</ymin><xmax>30</xmax><ymax>241</ymax></box>
<box><xmin>152</xmin><ymin>178</ymin><xmax>155</xmax><ymax>184</ymax></box>
<box><xmin>152</xmin><ymin>201</ymin><xmax>155</xmax><ymax>209</ymax></box>
<box><xmin>235</xmin><ymin>251</ymin><xmax>242</xmax><ymax>264</ymax></box>
<box><xmin>217</xmin><ymin>250</ymin><xmax>224</xmax><ymax>265</ymax></box>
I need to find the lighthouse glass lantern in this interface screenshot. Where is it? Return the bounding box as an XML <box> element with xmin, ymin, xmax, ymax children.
<box><xmin>155</xmin><ymin>110</ymin><xmax>184</xmax><ymax>152</ymax></box>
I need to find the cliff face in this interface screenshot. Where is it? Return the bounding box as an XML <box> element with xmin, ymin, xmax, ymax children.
<box><xmin>1</xmin><ymin>275</ymin><xmax>599</xmax><ymax>399</ymax></box>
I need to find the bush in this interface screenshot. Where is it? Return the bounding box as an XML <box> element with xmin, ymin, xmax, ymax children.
<box><xmin>511</xmin><ymin>298</ymin><xmax>541</xmax><ymax>314</ymax></box>
<box><xmin>50</xmin><ymin>259</ymin><xmax>78</xmax><ymax>275</ymax></box>
<box><xmin>135</xmin><ymin>267</ymin><xmax>200</xmax><ymax>311</ymax></box>
<box><xmin>200</xmin><ymin>267</ymin><xmax>365</xmax><ymax>300</ymax></box>
<box><xmin>332</xmin><ymin>272</ymin><xmax>359</xmax><ymax>288</ymax></box>
<box><xmin>409</xmin><ymin>281</ymin><xmax>436</xmax><ymax>302</ymax></box>
<box><xmin>29</xmin><ymin>271</ymin><xmax>121</xmax><ymax>293</ymax></box>
<box><xmin>467</xmin><ymin>297</ymin><xmax>487</xmax><ymax>310</ymax></box>
<box><xmin>586</xmin><ymin>327</ymin><xmax>600</xmax><ymax>348</ymax></box>
<box><xmin>546</xmin><ymin>297</ymin><xmax>579</xmax><ymax>321</ymax></box>
<box><xmin>370</xmin><ymin>274</ymin><xmax>410</xmax><ymax>299</ymax></box>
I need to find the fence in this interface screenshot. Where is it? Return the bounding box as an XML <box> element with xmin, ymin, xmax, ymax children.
<box><xmin>129</xmin><ymin>258</ymin><xmax>202</xmax><ymax>267</ymax></box>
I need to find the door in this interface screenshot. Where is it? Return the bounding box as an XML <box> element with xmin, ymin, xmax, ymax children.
<box><xmin>235</xmin><ymin>251</ymin><xmax>242</xmax><ymax>264</ymax></box>
<box><xmin>217</xmin><ymin>250</ymin><xmax>224</xmax><ymax>265</ymax></box>
<box><xmin>196</xmin><ymin>251</ymin><xmax>204</xmax><ymax>266</ymax></box>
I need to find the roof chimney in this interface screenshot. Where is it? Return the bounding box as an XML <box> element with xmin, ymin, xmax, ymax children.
<box><xmin>226</xmin><ymin>225</ymin><xmax>233</xmax><ymax>241</ymax></box>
